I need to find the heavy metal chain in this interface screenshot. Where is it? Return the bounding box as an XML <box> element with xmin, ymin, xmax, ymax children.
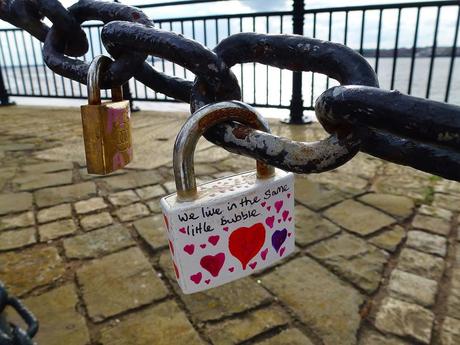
<box><xmin>0</xmin><ymin>282</ymin><xmax>38</xmax><ymax>345</ymax></box>
<box><xmin>1</xmin><ymin>0</ymin><xmax>460</xmax><ymax>181</ymax></box>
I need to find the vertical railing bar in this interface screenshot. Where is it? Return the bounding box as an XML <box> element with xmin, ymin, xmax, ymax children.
<box><xmin>279</xmin><ymin>14</ymin><xmax>283</xmax><ymax>106</ymax></box>
<box><xmin>375</xmin><ymin>9</ymin><xmax>383</xmax><ymax>74</ymax></box>
<box><xmin>0</xmin><ymin>33</ymin><xmax>13</xmax><ymax>93</ymax></box>
<box><xmin>38</xmin><ymin>41</ymin><xmax>51</xmax><ymax>96</ymax></box>
<box><xmin>4</xmin><ymin>33</ymin><xmax>19</xmax><ymax>94</ymax></box>
<box><xmin>253</xmin><ymin>16</ymin><xmax>256</xmax><ymax>104</ymax></box>
<box><xmin>161</xmin><ymin>21</ymin><xmax>167</xmax><ymax>99</ymax></box>
<box><xmin>215</xmin><ymin>18</ymin><xmax>219</xmax><ymax>45</ymax></box>
<box><xmin>28</xmin><ymin>34</ymin><xmax>42</xmax><ymax>96</ymax></box>
<box><xmin>359</xmin><ymin>10</ymin><xmax>366</xmax><ymax>55</ymax></box>
<box><xmin>344</xmin><ymin>11</ymin><xmax>348</xmax><ymax>45</ymax></box>
<box><xmin>19</xmin><ymin>31</ymin><xmax>35</xmax><ymax>95</ymax></box>
<box><xmin>390</xmin><ymin>8</ymin><xmax>401</xmax><ymax>89</ymax></box>
<box><xmin>326</xmin><ymin>11</ymin><xmax>332</xmax><ymax>90</ymax></box>
<box><xmin>408</xmin><ymin>6</ymin><xmax>421</xmax><ymax>94</ymax></box>
<box><xmin>170</xmin><ymin>22</ymin><xmax>177</xmax><ymax>77</ymax></box>
<box><xmin>238</xmin><ymin>17</ymin><xmax>244</xmax><ymax>101</ymax></box>
<box><xmin>310</xmin><ymin>13</ymin><xmax>316</xmax><ymax>108</ymax></box>
<box><xmin>266</xmin><ymin>15</ymin><xmax>269</xmax><ymax>105</ymax></box>
<box><xmin>445</xmin><ymin>5</ymin><xmax>460</xmax><ymax>102</ymax></box>
<box><xmin>426</xmin><ymin>5</ymin><xmax>441</xmax><ymax>98</ymax></box>
<box><xmin>12</xmin><ymin>31</ymin><xmax>27</xmax><ymax>94</ymax></box>
<box><xmin>181</xmin><ymin>20</ymin><xmax>187</xmax><ymax>79</ymax></box>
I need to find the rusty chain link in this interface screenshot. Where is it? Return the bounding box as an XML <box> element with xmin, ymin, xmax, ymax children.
<box><xmin>1</xmin><ymin>0</ymin><xmax>460</xmax><ymax>180</ymax></box>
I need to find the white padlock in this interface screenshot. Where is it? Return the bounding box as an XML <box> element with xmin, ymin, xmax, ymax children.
<box><xmin>161</xmin><ymin>101</ymin><xmax>295</xmax><ymax>294</ymax></box>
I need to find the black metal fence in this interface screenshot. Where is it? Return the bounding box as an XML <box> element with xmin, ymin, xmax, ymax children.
<box><xmin>0</xmin><ymin>0</ymin><xmax>459</xmax><ymax>118</ymax></box>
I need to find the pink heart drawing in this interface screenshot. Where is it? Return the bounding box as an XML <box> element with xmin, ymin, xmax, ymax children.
<box><xmin>249</xmin><ymin>262</ymin><xmax>257</xmax><ymax>269</ymax></box>
<box><xmin>208</xmin><ymin>235</ymin><xmax>220</xmax><ymax>246</ymax></box>
<box><xmin>288</xmin><ymin>232</ymin><xmax>292</xmax><ymax>237</ymax></box>
<box><xmin>267</xmin><ymin>206</ymin><xmax>271</xmax><ymax>211</ymax></box>
<box><xmin>200</xmin><ymin>253</ymin><xmax>225</xmax><ymax>277</ymax></box>
<box><xmin>228</xmin><ymin>267</ymin><xmax>235</xmax><ymax>272</ymax></box>
<box><xmin>261</xmin><ymin>248</ymin><xmax>268</xmax><ymax>260</ymax></box>
<box><xmin>287</xmin><ymin>193</ymin><xmax>291</xmax><ymax>198</ymax></box>
<box><xmin>179</xmin><ymin>227</ymin><xmax>186</xmax><ymax>234</ymax></box>
<box><xmin>280</xmin><ymin>247</ymin><xmax>286</xmax><ymax>256</ymax></box>
<box><xmin>282</xmin><ymin>210</ymin><xmax>289</xmax><ymax>221</ymax></box>
<box><xmin>278</xmin><ymin>219</ymin><xmax>281</xmax><ymax>223</ymax></box>
<box><xmin>205</xmin><ymin>279</ymin><xmax>211</xmax><ymax>284</ymax></box>
<box><xmin>288</xmin><ymin>217</ymin><xmax>292</xmax><ymax>222</ymax></box>
<box><xmin>223</xmin><ymin>227</ymin><xmax>229</xmax><ymax>232</ymax></box>
<box><xmin>265</xmin><ymin>216</ymin><xmax>275</xmax><ymax>229</ymax></box>
<box><xmin>200</xmin><ymin>244</ymin><xmax>207</xmax><ymax>249</ymax></box>
<box><xmin>190</xmin><ymin>272</ymin><xmax>202</xmax><ymax>284</ymax></box>
<box><xmin>261</xmin><ymin>201</ymin><xmax>266</xmax><ymax>207</ymax></box>
<box><xmin>274</xmin><ymin>200</ymin><xmax>284</xmax><ymax>213</ymax></box>
<box><xmin>183</xmin><ymin>244</ymin><xmax>194</xmax><ymax>255</ymax></box>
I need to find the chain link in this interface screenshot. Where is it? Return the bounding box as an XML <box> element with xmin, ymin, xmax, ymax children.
<box><xmin>1</xmin><ymin>0</ymin><xmax>460</xmax><ymax>180</ymax></box>
<box><xmin>0</xmin><ymin>282</ymin><xmax>38</xmax><ymax>345</ymax></box>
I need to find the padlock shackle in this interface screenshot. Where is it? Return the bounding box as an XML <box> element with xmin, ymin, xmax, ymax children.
<box><xmin>87</xmin><ymin>55</ymin><xmax>123</xmax><ymax>105</ymax></box>
<box><xmin>174</xmin><ymin>101</ymin><xmax>275</xmax><ymax>201</ymax></box>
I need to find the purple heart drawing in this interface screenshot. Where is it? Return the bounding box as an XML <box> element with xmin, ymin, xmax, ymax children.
<box><xmin>271</xmin><ymin>229</ymin><xmax>287</xmax><ymax>253</ymax></box>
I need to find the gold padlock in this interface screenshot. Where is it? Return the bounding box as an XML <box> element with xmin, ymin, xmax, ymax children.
<box><xmin>81</xmin><ymin>55</ymin><xmax>133</xmax><ymax>175</ymax></box>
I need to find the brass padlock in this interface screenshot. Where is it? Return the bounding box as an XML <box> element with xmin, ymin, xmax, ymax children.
<box><xmin>81</xmin><ymin>55</ymin><xmax>133</xmax><ymax>175</ymax></box>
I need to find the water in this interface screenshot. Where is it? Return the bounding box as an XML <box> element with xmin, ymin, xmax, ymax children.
<box><xmin>3</xmin><ymin>57</ymin><xmax>460</xmax><ymax>117</ymax></box>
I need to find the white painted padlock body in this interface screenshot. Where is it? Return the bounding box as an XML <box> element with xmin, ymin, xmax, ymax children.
<box><xmin>161</xmin><ymin>168</ymin><xmax>295</xmax><ymax>294</ymax></box>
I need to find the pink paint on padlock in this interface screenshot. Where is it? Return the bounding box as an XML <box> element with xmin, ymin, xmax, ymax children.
<box><xmin>106</xmin><ymin>107</ymin><xmax>126</xmax><ymax>134</ymax></box>
<box><xmin>160</xmin><ymin>101</ymin><xmax>295</xmax><ymax>294</ymax></box>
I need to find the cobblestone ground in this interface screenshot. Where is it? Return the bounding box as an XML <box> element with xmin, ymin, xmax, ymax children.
<box><xmin>0</xmin><ymin>106</ymin><xmax>459</xmax><ymax>345</ymax></box>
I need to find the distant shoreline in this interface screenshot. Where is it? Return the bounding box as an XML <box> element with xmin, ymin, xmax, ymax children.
<box><xmin>360</xmin><ymin>46</ymin><xmax>460</xmax><ymax>58</ymax></box>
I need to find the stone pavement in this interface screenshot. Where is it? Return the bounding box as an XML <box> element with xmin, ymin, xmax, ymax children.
<box><xmin>0</xmin><ymin>105</ymin><xmax>459</xmax><ymax>345</ymax></box>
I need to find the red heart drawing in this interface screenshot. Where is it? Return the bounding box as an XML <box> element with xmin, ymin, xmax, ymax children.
<box><xmin>228</xmin><ymin>267</ymin><xmax>235</xmax><ymax>272</ymax></box>
<box><xmin>274</xmin><ymin>200</ymin><xmax>284</xmax><ymax>213</ymax></box>
<box><xmin>200</xmin><ymin>253</ymin><xmax>225</xmax><ymax>277</ymax></box>
<box><xmin>265</xmin><ymin>216</ymin><xmax>275</xmax><ymax>229</ymax></box>
<box><xmin>163</xmin><ymin>215</ymin><xmax>169</xmax><ymax>231</ymax></box>
<box><xmin>249</xmin><ymin>262</ymin><xmax>257</xmax><ymax>269</ymax></box>
<box><xmin>200</xmin><ymin>244</ymin><xmax>207</xmax><ymax>249</ymax></box>
<box><xmin>280</xmin><ymin>247</ymin><xmax>286</xmax><ymax>256</ymax></box>
<box><xmin>229</xmin><ymin>223</ymin><xmax>265</xmax><ymax>270</ymax></box>
<box><xmin>179</xmin><ymin>227</ymin><xmax>186</xmax><ymax>234</ymax></box>
<box><xmin>261</xmin><ymin>248</ymin><xmax>268</xmax><ymax>260</ymax></box>
<box><xmin>261</xmin><ymin>201</ymin><xmax>266</xmax><ymax>207</ymax></box>
<box><xmin>169</xmin><ymin>241</ymin><xmax>174</xmax><ymax>256</ymax></box>
<box><xmin>190</xmin><ymin>272</ymin><xmax>202</xmax><ymax>284</ymax></box>
<box><xmin>173</xmin><ymin>262</ymin><xmax>179</xmax><ymax>279</ymax></box>
<box><xmin>184</xmin><ymin>244</ymin><xmax>194</xmax><ymax>255</ymax></box>
<box><xmin>205</xmin><ymin>279</ymin><xmax>211</xmax><ymax>284</ymax></box>
<box><xmin>208</xmin><ymin>235</ymin><xmax>220</xmax><ymax>246</ymax></box>
<box><xmin>282</xmin><ymin>210</ymin><xmax>289</xmax><ymax>221</ymax></box>
<box><xmin>223</xmin><ymin>227</ymin><xmax>229</xmax><ymax>232</ymax></box>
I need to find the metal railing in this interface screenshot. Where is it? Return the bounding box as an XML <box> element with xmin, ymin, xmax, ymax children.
<box><xmin>0</xmin><ymin>0</ymin><xmax>458</xmax><ymax>121</ymax></box>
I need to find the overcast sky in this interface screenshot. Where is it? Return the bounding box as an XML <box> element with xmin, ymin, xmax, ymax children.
<box><xmin>0</xmin><ymin>0</ymin><xmax>458</xmax><ymax>49</ymax></box>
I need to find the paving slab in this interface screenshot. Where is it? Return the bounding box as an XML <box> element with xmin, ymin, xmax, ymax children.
<box><xmin>99</xmin><ymin>300</ymin><xmax>205</xmax><ymax>345</ymax></box>
<box><xmin>35</xmin><ymin>182</ymin><xmax>97</xmax><ymax>207</ymax></box>
<box><xmin>20</xmin><ymin>285</ymin><xmax>90</xmax><ymax>345</ymax></box>
<box><xmin>261</xmin><ymin>257</ymin><xmax>364</xmax><ymax>345</ymax></box>
<box><xmin>324</xmin><ymin>200</ymin><xmax>395</xmax><ymax>236</ymax></box>
<box><xmin>77</xmin><ymin>247</ymin><xmax>168</xmax><ymax>322</ymax></box>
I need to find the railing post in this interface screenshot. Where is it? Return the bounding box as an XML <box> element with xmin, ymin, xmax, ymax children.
<box><xmin>283</xmin><ymin>0</ymin><xmax>311</xmax><ymax>124</ymax></box>
<box><xmin>0</xmin><ymin>66</ymin><xmax>13</xmax><ymax>106</ymax></box>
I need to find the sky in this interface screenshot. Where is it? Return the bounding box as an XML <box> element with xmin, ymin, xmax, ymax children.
<box><xmin>0</xmin><ymin>0</ymin><xmax>458</xmax><ymax>49</ymax></box>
